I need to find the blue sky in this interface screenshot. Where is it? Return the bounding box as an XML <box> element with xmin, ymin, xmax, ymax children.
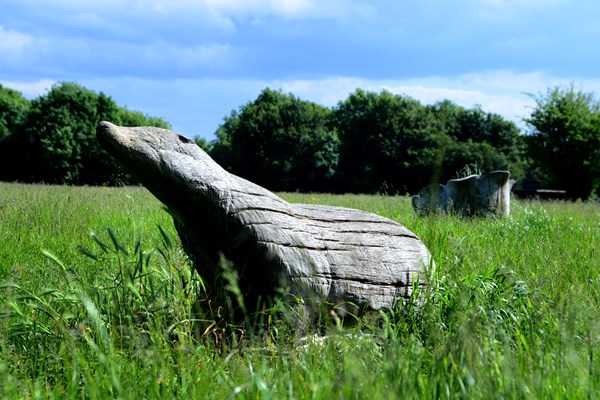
<box><xmin>2</xmin><ymin>0</ymin><xmax>600</xmax><ymax>139</ymax></box>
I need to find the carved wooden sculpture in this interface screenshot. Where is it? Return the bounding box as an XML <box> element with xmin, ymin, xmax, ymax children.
<box><xmin>412</xmin><ymin>171</ymin><xmax>515</xmax><ymax>217</ymax></box>
<box><xmin>97</xmin><ymin>122</ymin><xmax>433</xmax><ymax>320</ymax></box>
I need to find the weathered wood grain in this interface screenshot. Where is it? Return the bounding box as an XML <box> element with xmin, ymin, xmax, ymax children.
<box><xmin>97</xmin><ymin>122</ymin><xmax>433</xmax><ymax>320</ymax></box>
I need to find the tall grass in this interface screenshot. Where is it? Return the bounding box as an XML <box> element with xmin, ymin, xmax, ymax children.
<box><xmin>0</xmin><ymin>182</ymin><xmax>598</xmax><ymax>398</ymax></box>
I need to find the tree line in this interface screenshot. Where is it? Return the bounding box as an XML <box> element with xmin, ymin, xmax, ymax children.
<box><xmin>1</xmin><ymin>82</ymin><xmax>598</xmax><ymax>199</ymax></box>
<box><xmin>209</xmin><ymin>88</ymin><xmax>527</xmax><ymax>195</ymax></box>
<box><xmin>0</xmin><ymin>82</ymin><xmax>170</xmax><ymax>185</ymax></box>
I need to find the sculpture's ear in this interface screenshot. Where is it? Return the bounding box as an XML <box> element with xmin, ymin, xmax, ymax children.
<box><xmin>177</xmin><ymin>134</ymin><xmax>194</xmax><ymax>144</ymax></box>
<box><xmin>418</xmin><ymin>183</ymin><xmax>444</xmax><ymax>198</ymax></box>
<box><xmin>480</xmin><ymin>171</ymin><xmax>510</xmax><ymax>188</ymax></box>
<box><xmin>446</xmin><ymin>175</ymin><xmax>478</xmax><ymax>192</ymax></box>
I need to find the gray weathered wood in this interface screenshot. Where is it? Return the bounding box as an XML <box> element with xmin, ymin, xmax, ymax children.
<box><xmin>412</xmin><ymin>171</ymin><xmax>515</xmax><ymax>217</ymax></box>
<box><xmin>97</xmin><ymin>122</ymin><xmax>433</xmax><ymax>319</ymax></box>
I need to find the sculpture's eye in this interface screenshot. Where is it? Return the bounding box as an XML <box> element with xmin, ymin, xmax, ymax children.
<box><xmin>177</xmin><ymin>135</ymin><xmax>193</xmax><ymax>144</ymax></box>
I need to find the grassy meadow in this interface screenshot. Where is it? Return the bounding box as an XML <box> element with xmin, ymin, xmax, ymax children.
<box><xmin>0</xmin><ymin>182</ymin><xmax>599</xmax><ymax>399</ymax></box>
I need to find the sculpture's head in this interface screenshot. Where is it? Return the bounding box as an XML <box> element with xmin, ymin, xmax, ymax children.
<box><xmin>97</xmin><ymin>121</ymin><xmax>201</xmax><ymax>174</ymax></box>
<box><xmin>97</xmin><ymin>121</ymin><xmax>222</xmax><ymax>208</ymax></box>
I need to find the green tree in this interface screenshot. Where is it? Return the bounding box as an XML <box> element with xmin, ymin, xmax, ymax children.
<box><xmin>193</xmin><ymin>135</ymin><xmax>213</xmax><ymax>153</ymax></box>
<box><xmin>4</xmin><ymin>82</ymin><xmax>170</xmax><ymax>185</ymax></box>
<box><xmin>21</xmin><ymin>82</ymin><xmax>119</xmax><ymax>184</ymax></box>
<box><xmin>0</xmin><ymin>85</ymin><xmax>30</xmax><ymax>140</ymax></box>
<box><xmin>429</xmin><ymin>101</ymin><xmax>526</xmax><ymax>182</ymax></box>
<box><xmin>210</xmin><ymin>88</ymin><xmax>525</xmax><ymax>195</ymax></box>
<box><xmin>0</xmin><ymin>86</ymin><xmax>31</xmax><ymax>181</ymax></box>
<box><xmin>211</xmin><ymin>88</ymin><xmax>339</xmax><ymax>192</ymax></box>
<box><xmin>524</xmin><ymin>85</ymin><xmax>600</xmax><ymax>200</ymax></box>
<box><xmin>334</xmin><ymin>89</ymin><xmax>437</xmax><ymax>194</ymax></box>
<box><xmin>117</xmin><ymin>107</ymin><xmax>171</xmax><ymax>129</ymax></box>
<box><xmin>333</xmin><ymin>92</ymin><xmax>525</xmax><ymax>194</ymax></box>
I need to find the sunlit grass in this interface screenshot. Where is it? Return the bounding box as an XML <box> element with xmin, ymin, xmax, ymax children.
<box><xmin>0</xmin><ymin>183</ymin><xmax>598</xmax><ymax>398</ymax></box>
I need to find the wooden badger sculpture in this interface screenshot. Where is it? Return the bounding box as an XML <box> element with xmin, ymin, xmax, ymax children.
<box><xmin>97</xmin><ymin>122</ymin><xmax>433</xmax><ymax>321</ymax></box>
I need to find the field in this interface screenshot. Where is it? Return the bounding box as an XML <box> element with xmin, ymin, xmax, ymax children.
<box><xmin>0</xmin><ymin>182</ymin><xmax>599</xmax><ymax>399</ymax></box>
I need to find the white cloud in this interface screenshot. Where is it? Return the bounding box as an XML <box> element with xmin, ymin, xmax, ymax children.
<box><xmin>0</xmin><ymin>26</ymin><xmax>34</xmax><ymax>54</ymax></box>
<box><xmin>138</xmin><ymin>41</ymin><xmax>233</xmax><ymax>69</ymax></box>
<box><xmin>269</xmin><ymin>71</ymin><xmax>600</xmax><ymax>127</ymax></box>
<box><xmin>190</xmin><ymin>74</ymin><xmax>539</xmax><ymax>127</ymax></box>
<box><xmin>273</xmin><ymin>74</ymin><xmax>536</xmax><ymax>124</ymax></box>
<box><xmin>5</xmin><ymin>70</ymin><xmax>600</xmax><ymax>139</ymax></box>
<box><xmin>208</xmin><ymin>0</ymin><xmax>316</xmax><ymax>18</ymax></box>
<box><xmin>47</xmin><ymin>0</ymin><xmax>123</xmax><ymax>6</ymax></box>
<box><xmin>0</xmin><ymin>25</ymin><xmax>52</xmax><ymax>68</ymax></box>
<box><xmin>384</xmin><ymin>85</ymin><xmax>534</xmax><ymax>125</ymax></box>
<box><xmin>475</xmin><ymin>0</ymin><xmax>563</xmax><ymax>6</ymax></box>
<box><xmin>167</xmin><ymin>43</ymin><xmax>232</xmax><ymax>67</ymax></box>
<box><xmin>278</xmin><ymin>77</ymin><xmax>366</xmax><ymax>105</ymax></box>
<box><xmin>1</xmin><ymin>79</ymin><xmax>55</xmax><ymax>98</ymax></box>
<box><xmin>123</xmin><ymin>0</ymin><xmax>367</xmax><ymax>23</ymax></box>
